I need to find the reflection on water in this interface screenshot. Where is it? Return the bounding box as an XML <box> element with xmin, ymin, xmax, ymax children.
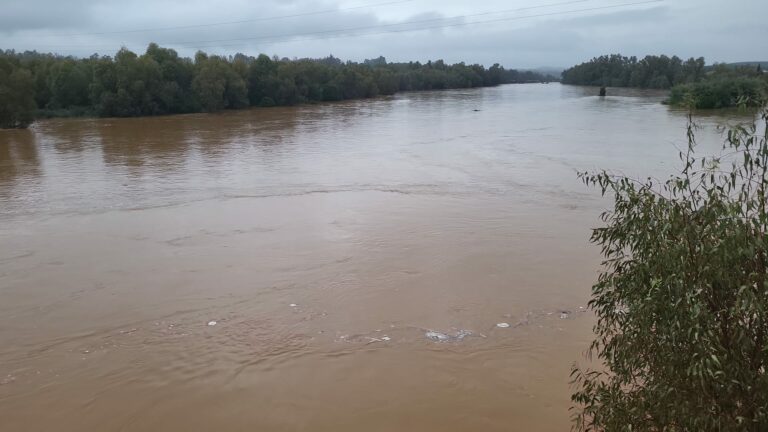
<box><xmin>0</xmin><ymin>84</ymin><xmax>754</xmax><ymax>431</ymax></box>
<box><xmin>0</xmin><ymin>130</ymin><xmax>40</xmax><ymax>202</ymax></box>
<box><xmin>1</xmin><ymin>84</ymin><xmax>752</xmax><ymax>220</ymax></box>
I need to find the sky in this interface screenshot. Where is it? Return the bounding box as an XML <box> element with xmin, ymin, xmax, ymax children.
<box><xmin>2</xmin><ymin>0</ymin><xmax>766</xmax><ymax>69</ymax></box>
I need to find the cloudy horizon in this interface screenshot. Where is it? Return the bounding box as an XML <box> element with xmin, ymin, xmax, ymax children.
<box><xmin>2</xmin><ymin>0</ymin><xmax>766</xmax><ymax>69</ymax></box>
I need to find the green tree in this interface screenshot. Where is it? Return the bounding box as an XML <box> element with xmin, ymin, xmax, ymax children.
<box><xmin>571</xmin><ymin>109</ymin><xmax>768</xmax><ymax>430</ymax></box>
<box><xmin>562</xmin><ymin>54</ymin><xmax>709</xmax><ymax>89</ymax></box>
<box><xmin>89</xmin><ymin>56</ymin><xmax>117</xmax><ymax>114</ymax></box>
<box><xmin>47</xmin><ymin>59</ymin><xmax>91</xmax><ymax>108</ymax></box>
<box><xmin>144</xmin><ymin>43</ymin><xmax>196</xmax><ymax>113</ymax></box>
<box><xmin>247</xmin><ymin>54</ymin><xmax>279</xmax><ymax>106</ymax></box>
<box><xmin>192</xmin><ymin>54</ymin><xmax>248</xmax><ymax>112</ymax></box>
<box><xmin>0</xmin><ymin>43</ymin><xmax>554</xmax><ymax>120</ymax></box>
<box><xmin>0</xmin><ymin>60</ymin><xmax>36</xmax><ymax>128</ymax></box>
<box><xmin>20</xmin><ymin>53</ymin><xmax>56</xmax><ymax>109</ymax></box>
<box><xmin>373</xmin><ymin>69</ymin><xmax>399</xmax><ymax>96</ymax></box>
<box><xmin>668</xmin><ymin>77</ymin><xmax>767</xmax><ymax>109</ymax></box>
<box><xmin>192</xmin><ymin>55</ymin><xmax>227</xmax><ymax>112</ymax></box>
<box><xmin>92</xmin><ymin>48</ymin><xmax>165</xmax><ymax>117</ymax></box>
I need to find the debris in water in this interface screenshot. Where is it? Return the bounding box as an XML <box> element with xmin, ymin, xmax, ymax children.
<box><xmin>381</xmin><ymin>336</ymin><xmax>391</xmax><ymax>341</ymax></box>
<box><xmin>496</xmin><ymin>322</ymin><xmax>510</xmax><ymax>328</ymax></box>
<box><xmin>425</xmin><ymin>331</ymin><xmax>450</xmax><ymax>342</ymax></box>
<box><xmin>425</xmin><ymin>329</ymin><xmax>473</xmax><ymax>342</ymax></box>
<box><xmin>289</xmin><ymin>303</ymin><xmax>298</xmax><ymax>307</ymax></box>
<box><xmin>455</xmin><ymin>329</ymin><xmax>473</xmax><ymax>339</ymax></box>
<box><xmin>207</xmin><ymin>320</ymin><xmax>217</xmax><ymax>326</ymax></box>
<box><xmin>559</xmin><ymin>313</ymin><xmax>569</xmax><ymax>320</ymax></box>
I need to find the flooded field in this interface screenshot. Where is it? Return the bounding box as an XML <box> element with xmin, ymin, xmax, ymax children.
<box><xmin>0</xmin><ymin>84</ymin><xmax>747</xmax><ymax>431</ymax></box>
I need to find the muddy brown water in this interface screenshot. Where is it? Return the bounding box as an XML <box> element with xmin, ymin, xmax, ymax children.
<box><xmin>0</xmin><ymin>84</ymin><xmax>751</xmax><ymax>431</ymax></box>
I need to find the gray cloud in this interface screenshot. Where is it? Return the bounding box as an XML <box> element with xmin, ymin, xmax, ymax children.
<box><xmin>1</xmin><ymin>0</ymin><xmax>103</xmax><ymax>31</ymax></box>
<box><xmin>561</xmin><ymin>5</ymin><xmax>669</xmax><ymax>26</ymax></box>
<box><xmin>2</xmin><ymin>0</ymin><xmax>766</xmax><ymax>68</ymax></box>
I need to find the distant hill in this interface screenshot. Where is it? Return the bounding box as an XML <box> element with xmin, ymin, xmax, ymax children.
<box><xmin>525</xmin><ymin>66</ymin><xmax>564</xmax><ymax>78</ymax></box>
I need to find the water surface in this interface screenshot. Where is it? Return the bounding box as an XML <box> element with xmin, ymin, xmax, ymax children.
<box><xmin>0</xmin><ymin>84</ymin><xmax>748</xmax><ymax>431</ymax></box>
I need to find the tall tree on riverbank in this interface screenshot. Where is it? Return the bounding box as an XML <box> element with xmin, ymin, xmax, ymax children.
<box><xmin>571</xmin><ymin>109</ymin><xmax>768</xmax><ymax>430</ymax></box>
<box><xmin>0</xmin><ymin>57</ymin><xmax>36</xmax><ymax>129</ymax></box>
<box><xmin>192</xmin><ymin>52</ymin><xmax>248</xmax><ymax>112</ymax></box>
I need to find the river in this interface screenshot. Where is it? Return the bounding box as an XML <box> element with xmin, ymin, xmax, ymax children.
<box><xmin>0</xmin><ymin>84</ymin><xmax>751</xmax><ymax>431</ymax></box>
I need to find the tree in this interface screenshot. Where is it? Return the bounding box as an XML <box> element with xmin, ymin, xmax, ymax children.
<box><xmin>247</xmin><ymin>54</ymin><xmax>279</xmax><ymax>106</ymax></box>
<box><xmin>192</xmin><ymin>54</ymin><xmax>248</xmax><ymax>112</ymax></box>
<box><xmin>562</xmin><ymin>54</ymin><xmax>709</xmax><ymax>89</ymax></box>
<box><xmin>46</xmin><ymin>59</ymin><xmax>91</xmax><ymax>108</ymax></box>
<box><xmin>668</xmin><ymin>77</ymin><xmax>767</xmax><ymax>109</ymax></box>
<box><xmin>0</xmin><ymin>59</ymin><xmax>36</xmax><ymax>128</ymax></box>
<box><xmin>0</xmin><ymin>43</ymin><xmax>554</xmax><ymax>121</ymax></box>
<box><xmin>571</xmin><ymin>109</ymin><xmax>768</xmax><ymax>430</ymax></box>
<box><xmin>89</xmin><ymin>48</ymin><xmax>165</xmax><ymax>117</ymax></box>
<box><xmin>144</xmin><ymin>43</ymin><xmax>196</xmax><ymax>113</ymax></box>
<box><xmin>192</xmin><ymin>60</ymin><xmax>227</xmax><ymax>112</ymax></box>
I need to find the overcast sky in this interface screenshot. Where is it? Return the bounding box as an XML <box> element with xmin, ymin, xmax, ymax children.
<box><xmin>2</xmin><ymin>0</ymin><xmax>766</xmax><ymax>68</ymax></box>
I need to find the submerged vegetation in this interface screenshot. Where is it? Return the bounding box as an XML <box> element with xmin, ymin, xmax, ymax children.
<box><xmin>572</xmin><ymin>109</ymin><xmax>768</xmax><ymax>430</ymax></box>
<box><xmin>0</xmin><ymin>43</ymin><xmax>555</xmax><ymax>129</ymax></box>
<box><xmin>562</xmin><ymin>54</ymin><xmax>767</xmax><ymax>109</ymax></box>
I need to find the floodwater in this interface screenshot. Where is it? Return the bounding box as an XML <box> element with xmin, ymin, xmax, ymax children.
<box><xmin>0</xmin><ymin>84</ymin><xmax>751</xmax><ymax>431</ymax></box>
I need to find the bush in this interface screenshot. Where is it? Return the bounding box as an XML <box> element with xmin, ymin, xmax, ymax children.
<box><xmin>668</xmin><ymin>77</ymin><xmax>767</xmax><ymax>109</ymax></box>
<box><xmin>572</xmin><ymin>110</ymin><xmax>768</xmax><ymax>430</ymax></box>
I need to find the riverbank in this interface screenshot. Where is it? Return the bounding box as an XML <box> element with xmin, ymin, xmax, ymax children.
<box><xmin>17</xmin><ymin>81</ymin><xmax>557</xmax><ymax>125</ymax></box>
<box><xmin>0</xmin><ymin>44</ymin><xmax>558</xmax><ymax>129</ymax></box>
<box><xmin>560</xmin><ymin>53</ymin><xmax>767</xmax><ymax>109</ymax></box>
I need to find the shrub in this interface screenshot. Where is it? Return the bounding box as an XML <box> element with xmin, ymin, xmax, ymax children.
<box><xmin>572</xmin><ymin>109</ymin><xmax>768</xmax><ymax>430</ymax></box>
<box><xmin>668</xmin><ymin>77</ymin><xmax>767</xmax><ymax>109</ymax></box>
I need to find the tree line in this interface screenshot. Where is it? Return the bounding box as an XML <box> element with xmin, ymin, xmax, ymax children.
<box><xmin>0</xmin><ymin>43</ymin><xmax>556</xmax><ymax>129</ymax></box>
<box><xmin>561</xmin><ymin>53</ymin><xmax>767</xmax><ymax>109</ymax></box>
<box><xmin>561</xmin><ymin>54</ymin><xmax>708</xmax><ymax>89</ymax></box>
